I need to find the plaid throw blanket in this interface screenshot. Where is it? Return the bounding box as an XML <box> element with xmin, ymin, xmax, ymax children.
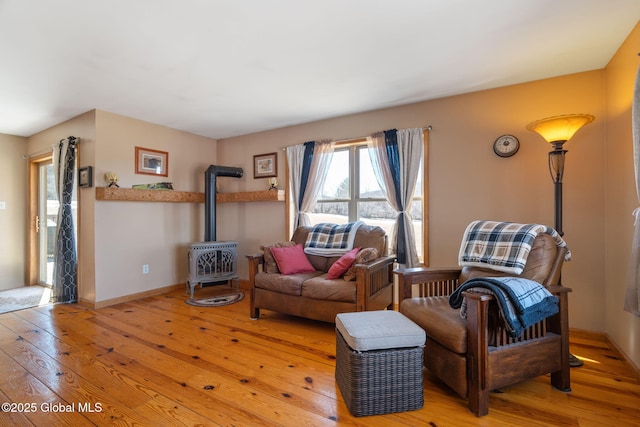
<box><xmin>458</xmin><ymin>220</ymin><xmax>571</xmax><ymax>275</ymax></box>
<box><xmin>304</xmin><ymin>221</ymin><xmax>363</xmax><ymax>256</ymax></box>
<box><xmin>449</xmin><ymin>277</ymin><xmax>559</xmax><ymax>338</ymax></box>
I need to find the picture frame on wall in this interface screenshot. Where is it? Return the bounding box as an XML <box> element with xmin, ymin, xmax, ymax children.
<box><xmin>253</xmin><ymin>152</ymin><xmax>277</xmax><ymax>179</ymax></box>
<box><xmin>78</xmin><ymin>166</ymin><xmax>93</xmax><ymax>188</ymax></box>
<box><xmin>135</xmin><ymin>146</ymin><xmax>168</xmax><ymax>177</ymax></box>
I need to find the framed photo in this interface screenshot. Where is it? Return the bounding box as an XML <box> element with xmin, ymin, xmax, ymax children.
<box><xmin>135</xmin><ymin>146</ymin><xmax>168</xmax><ymax>177</ymax></box>
<box><xmin>78</xmin><ymin>166</ymin><xmax>93</xmax><ymax>188</ymax></box>
<box><xmin>253</xmin><ymin>152</ymin><xmax>277</xmax><ymax>179</ymax></box>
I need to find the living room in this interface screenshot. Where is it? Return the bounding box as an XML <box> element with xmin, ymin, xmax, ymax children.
<box><xmin>1</xmin><ymin>1</ymin><xmax>639</xmax><ymax>423</ymax></box>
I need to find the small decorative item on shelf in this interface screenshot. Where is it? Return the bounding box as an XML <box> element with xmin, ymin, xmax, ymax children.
<box><xmin>268</xmin><ymin>177</ymin><xmax>278</xmax><ymax>191</ymax></box>
<box><xmin>131</xmin><ymin>182</ymin><xmax>174</xmax><ymax>190</ymax></box>
<box><xmin>105</xmin><ymin>172</ymin><xmax>119</xmax><ymax>188</ymax></box>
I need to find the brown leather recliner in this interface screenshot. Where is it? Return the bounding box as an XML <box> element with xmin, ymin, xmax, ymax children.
<box><xmin>395</xmin><ymin>233</ymin><xmax>571</xmax><ymax>416</ymax></box>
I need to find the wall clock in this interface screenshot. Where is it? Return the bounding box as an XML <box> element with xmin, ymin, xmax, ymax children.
<box><xmin>493</xmin><ymin>134</ymin><xmax>520</xmax><ymax>157</ymax></box>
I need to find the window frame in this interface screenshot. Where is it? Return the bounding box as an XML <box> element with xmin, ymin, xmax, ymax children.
<box><xmin>314</xmin><ymin>140</ymin><xmax>425</xmax><ymax>262</ymax></box>
<box><xmin>285</xmin><ymin>131</ymin><xmax>429</xmax><ymax>265</ymax></box>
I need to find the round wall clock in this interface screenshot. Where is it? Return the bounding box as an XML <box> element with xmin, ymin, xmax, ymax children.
<box><xmin>493</xmin><ymin>134</ymin><xmax>520</xmax><ymax>157</ymax></box>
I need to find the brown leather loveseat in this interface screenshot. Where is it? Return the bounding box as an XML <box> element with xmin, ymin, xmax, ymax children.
<box><xmin>246</xmin><ymin>224</ymin><xmax>395</xmax><ymax>323</ymax></box>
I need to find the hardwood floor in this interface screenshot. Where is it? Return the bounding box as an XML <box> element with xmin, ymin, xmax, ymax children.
<box><xmin>0</xmin><ymin>286</ymin><xmax>638</xmax><ymax>426</ymax></box>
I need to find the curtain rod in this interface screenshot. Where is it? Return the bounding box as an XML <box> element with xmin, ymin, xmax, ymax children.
<box><xmin>22</xmin><ymin>136</ymin><xmax>80</xmax><ymax>159</ymax></box>
<box><xmin>281</xmin><ymin>125</ymin><xmax>432</xmax><ymax>150</ymax></box>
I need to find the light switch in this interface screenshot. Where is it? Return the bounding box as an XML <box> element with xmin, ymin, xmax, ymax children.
<box><xmin>0</xmin><ymin>201</ymin><xmax>6</xmax><ymax>209</ymax></box>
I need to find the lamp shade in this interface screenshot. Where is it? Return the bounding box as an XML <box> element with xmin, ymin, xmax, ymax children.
<box><xmin>526</xmin><ymin>114</ymin><xmax>595</xmax><ymax>143</ymax></box>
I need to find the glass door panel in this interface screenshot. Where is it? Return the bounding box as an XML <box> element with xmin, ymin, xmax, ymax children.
<box><xmin>38</xmin><ymin>161</ymin><xmax>57</xmax><ymax>286</ymax></box>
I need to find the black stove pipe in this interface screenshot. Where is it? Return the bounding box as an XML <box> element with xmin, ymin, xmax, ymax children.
<box><xmin>205</xmin><ymin>165</ymin><xmax>243</xmax><ymax>241</ymax></box>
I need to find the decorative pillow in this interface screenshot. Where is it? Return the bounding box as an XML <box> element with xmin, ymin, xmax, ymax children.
<box><xmin>270</xmin><ymin>244</ymin><xmax>316</xmax><ymax>275</ymax></box>
<box><xmin>343</xmin><ymin>247</ymin><xmax>379</xmax><ymax>281</ymax></box>
<box><xmin>261</xmin><ymin>242</ymin><xmax>296</xmax><ymax>273</ymax></box>
<box><xmin>327</xmin><ymin>248</ymin><xmax>360</xmax><ymax>279</ymax></box>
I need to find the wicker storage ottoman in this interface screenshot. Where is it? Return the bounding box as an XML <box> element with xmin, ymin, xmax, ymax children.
<box><xmin>335</xmin><ymin>310</ymin><xmax>426</xmax><ymax>416</ymax></box>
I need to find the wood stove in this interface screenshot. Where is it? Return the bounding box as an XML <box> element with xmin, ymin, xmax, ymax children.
<box><xmin>186</xmin><ymin>165</ymin><xmax>243</xmax><ymax>298</ymax></box>
<box><xmin>187</xmin><ymin>241</ymin><xmax>238</xmax><ymax>298</ymax></box>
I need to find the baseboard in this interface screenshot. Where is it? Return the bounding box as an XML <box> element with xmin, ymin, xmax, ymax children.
<box><xmin>605</xmin><ymin>332</ymin><xmax>640</xmax><ymax>381</ymax></box>
<box><xmin>570</xmin><ymin>327</ymin><xmax>640</xmax><ymax>381</ymax></box>
<box><xmin>81</xmin><ymin>280</ymin><xmax>251</xmax><ymax>310</ymax></box>
<box><xmin>87</xmin><ymin>283</ymin><xmax>185</xmax><ymax>309</ymax></box>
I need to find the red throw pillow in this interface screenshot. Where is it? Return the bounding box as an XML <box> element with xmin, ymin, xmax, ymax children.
<box><xmin>260</xmin><ymin>241</ymin><xmax>296</xmax><ymax>273</ymax></box>
<box><xmin>270</xmin><ymin>244</ymin><xmax>316</xmax><ymax>275</ymax></box>
<box><xmin>327</xmin><ymin>248</ymin><xmax>360</xmax><ymax>279</ymax></box>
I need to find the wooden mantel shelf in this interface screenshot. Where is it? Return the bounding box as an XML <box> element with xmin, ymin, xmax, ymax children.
<box><xmin>95</xmin><ymin>187</ymin><xmax>285</xmax><ymax>203</ymax></box>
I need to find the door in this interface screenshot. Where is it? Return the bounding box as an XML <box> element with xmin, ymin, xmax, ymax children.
<box><xmin>29</xmin><ymin>156</ymin><xmax>57</xmax><ymax>287</ymax></box>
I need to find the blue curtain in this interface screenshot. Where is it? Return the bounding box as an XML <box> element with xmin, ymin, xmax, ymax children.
<box><xmin>383</xmin><ymin>129</ymin><xmax>409</xmax><ymax>264</ymax></box>
<box><xmin>298</xmin><ymin>141</ymin><xmax>315</xmax><ymax>211</ymax></box>
<box><xmin>52</xmin><ymin>136</ymin><xmax>78</xmax><ymax>303</ymax></box>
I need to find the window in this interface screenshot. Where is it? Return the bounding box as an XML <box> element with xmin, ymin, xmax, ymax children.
<box><xmin>307</xmin><ymin>141</ymin><xmax>424</xmax><ymax>260</ymax></box>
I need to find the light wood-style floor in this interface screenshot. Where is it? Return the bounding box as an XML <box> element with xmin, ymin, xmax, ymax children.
<box><xmin>1</xmin><ymin>286</ymin><xmax>638</xmax><ymax>426</ymax></box>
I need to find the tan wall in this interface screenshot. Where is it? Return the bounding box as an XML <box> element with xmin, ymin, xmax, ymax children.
<box><xmin>604</xmin><ymin>22</ymin><xmax>640</xmax><ymax>370</ymax></box>
<box><xmin>26</xmin><ymin>110</ymin><xmax>217</xmax><ymax>304</ymax></box>
<box><xmin>92</xmin><ymin>110</ymin><xmax>217</xmax><ymax>302</ymax></box>
<box><xmin>0</xmin><ymin>134</ymin><xmax>27</xmax><ymax>290</ymax></box>
<box><xmin>218</xmin><ymin>70</ymin><xmax>606</xmax><ymax>334</ymax></box>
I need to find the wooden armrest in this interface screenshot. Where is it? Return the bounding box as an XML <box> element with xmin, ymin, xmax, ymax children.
<box><xmin>394</xmin><ymin>267</ymin><xmax>462</xmax><ymax>301</ymax></box>
<box><xmin>246</xmin><ymin>253</ymin><xmax>265</xmax><ymax>262</ymax></box>
<box><xmin>354</xmin><ymin>255</ymin><xmax>395</xmax><ymax>271</ymax></box>
<box><xmin>246</xmin><ymin>254</ymin><xmax>265</xmax><ymax>289</ymax></box>
<box><xmin>547</xmin><ymin>285</ymin><xmax>572</xmax><ymax>294</ymax></box>
<box><xmin>394</xmin><ymin>266</ymin><xmax>461</xmax><ymax>281</ymax></box>
<box><xmin>354</xmin><ymin>255</ymin><xmax>395</xmax><ymax>311</ymax></box>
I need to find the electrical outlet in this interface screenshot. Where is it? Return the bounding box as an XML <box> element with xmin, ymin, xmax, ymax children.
<box><xmin>142</xmin><ymin>264</ymin><xmax>149</xmax><ymax>274</ymax></box>
<box><xmin>0</xmin><ymin>201</ymin><xmax>6</xmax><ymax>209</ymax></box>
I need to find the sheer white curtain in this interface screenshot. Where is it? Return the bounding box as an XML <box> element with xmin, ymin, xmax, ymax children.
<box><xmin>625</xmin><ymin>65</ymin><xmax>640</xmax><ymax>316</ymax></box>
<box><xmin>368</xmin><ymin>128</ymin><xmax>423</xmax><ymax>267</ymax></box>
<box><xmin>286</xmin><ymin>140</ymin><xmax>335</xmax><ymax>229</ymax></box>
<box><xmin>286</xmin><ymin>144</ymin><xmax>305</xmax><ymax>230</ymax></box>
<box><xmin>396</xmin><ymin>128</ymin><xmax>423</xmax><ymax>267</ymax></box>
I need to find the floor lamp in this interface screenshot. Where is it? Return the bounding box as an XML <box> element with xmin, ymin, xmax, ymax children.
<box><xmin>526</xmin><ymin>113</ymin><xmax>595</xmax><ymax>368</ymax></box>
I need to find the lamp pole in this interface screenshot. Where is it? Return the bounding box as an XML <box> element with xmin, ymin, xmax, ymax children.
<box><xmin>527</xmin><ymin>114</ymin><xmax>595</xmax><ymax>370</ymax></box>
<box><xmin>548</xmin><ymin>142</ymin><xmax>568</xmax><ymax>236</ymax></box>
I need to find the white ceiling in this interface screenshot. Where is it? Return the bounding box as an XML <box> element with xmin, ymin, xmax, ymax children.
<box><xmin>2</xmin><ymin>0</ymin><xmax>640</xmax><ymax>140</ymax></box>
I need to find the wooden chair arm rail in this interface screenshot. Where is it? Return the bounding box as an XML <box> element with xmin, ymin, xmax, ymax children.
<box><xmin>395</xmin><ymin>267</ymin><xmax>461</xmax><ymax>301</ymax></box>
<box><xmin>393</xmin><ymin>266</ymin><xmax>461</xmax><ymax>281</ymax></box>
<box><xmin>246</xmin><ymin>254</ymin><xmax>265</xmax><ymax>291</ymax></box>
<box><xmin>547</xmin><ymin>285</ymin><xmax>572</xmax><ymax>294</ymax></box>
<box><xmin>246</xmin><ymin>253</ymin><xmax>264</xmax><ymax>262</ymax></box>
<box><xmin>394</xmin><ymin>266</ymin><xmax>461</xmax><ymax>274</ymax></box>
<box><xmin>355</xmin><ymin>255</ymin><xmax>396</xmax><ymax>271</ymax></box>
<box><xmin>354</xmin><ymin>255</ymin><xmax>395</xmax><ymax>311</ymax></box>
